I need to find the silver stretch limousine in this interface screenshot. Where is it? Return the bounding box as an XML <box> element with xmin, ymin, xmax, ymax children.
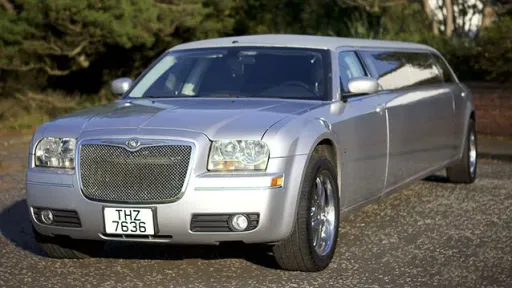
<box><xmin>27</xmin><ymin>34</ymin><xmax>476</xmax><ymax>272</ymax></box>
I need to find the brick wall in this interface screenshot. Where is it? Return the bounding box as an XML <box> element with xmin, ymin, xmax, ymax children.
<box><xmin>469</xmin><ymin>82</ymin><xmax>512</xmax><ymax>137</ymax></box>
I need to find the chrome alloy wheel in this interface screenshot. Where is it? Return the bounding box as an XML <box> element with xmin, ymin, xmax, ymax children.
<box><xmin>310</xmin><ymin>171</ymin><xmax>336</xmax><ymax>256</ymax></box>
<box><xmin>469</xmin><ymin>130</ymin><xmax>477</xmax><ymax>177</ymax></box>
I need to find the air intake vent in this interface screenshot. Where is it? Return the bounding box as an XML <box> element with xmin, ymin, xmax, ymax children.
<box><xmin>191</xmin><ymin>214</ymin><xmax>259</xmax><ymax>232</ymax></box>
<box><xmin>33</xmin><ymin>208</ymin><xmax>82</xmax><ymax>228</ymax></box>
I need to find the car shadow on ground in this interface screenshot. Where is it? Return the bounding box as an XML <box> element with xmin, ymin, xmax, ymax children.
<box><xmin>422</xmin><ymin>175</ymin><xmax>451</xmax><ymax>183</ymax></box>
<box><xmin>0</xmin><ymin>199</ymin><xmax>41</xmax><ymax>255</ymax></box>
<box><xmin>0</xmin><ymin>199</ymin><xmax>279</xmax><ymax>269</ymax></box>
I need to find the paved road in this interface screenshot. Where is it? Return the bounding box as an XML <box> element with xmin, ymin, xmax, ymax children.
<box><xmin>0</xmin><ymin>141</ymin><xmax>511</xmax><ymax>287</ymax></box>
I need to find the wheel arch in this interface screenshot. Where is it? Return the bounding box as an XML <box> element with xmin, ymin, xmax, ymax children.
<box><xmin>314</xmin><ymin>137</ymin><xmax>345</xmax><ymax>207</ymax></box>
<box><xmin>263</xmin><ymin>117</ymin><xmax>345</xmax><ymax>240</ymax></box>
<box><xmin>295</xmin><ymin>132</ymin><xmax>344</xmax><ymax>214</ymax></box>
<box><xmin>456</xmin><ymin>93</ymin><xmax>476</xmax><ymax>159</ymax></box>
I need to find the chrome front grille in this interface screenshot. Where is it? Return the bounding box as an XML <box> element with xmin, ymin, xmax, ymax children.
<box><xmin>79</xmin><ymin>143</ymin><xmax>192</xmax><ymax>203</ymax></box>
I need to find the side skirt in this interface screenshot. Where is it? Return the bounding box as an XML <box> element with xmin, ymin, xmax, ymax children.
<box><xmin>340</xmin><ymin>156</ymin><xmax>460</xmax><ymax>219</ymax></box>
<box><xmin>380</xmin><ymin>156</ymin><xmax>460</xmax><ymax>199</ymax></box>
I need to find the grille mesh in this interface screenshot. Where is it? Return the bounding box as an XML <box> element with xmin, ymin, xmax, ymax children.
<box><xmin>79</xmin><ymin>144</ymin><xmax>192</xmax><ymax>203</ymax></box>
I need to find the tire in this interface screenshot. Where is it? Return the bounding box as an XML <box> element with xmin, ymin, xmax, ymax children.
<box><xmin>33</xmin><ymin>227</ymin><xmax>104</xmax><ymax>259</ymax></box>
<box><xmin>447</xmin><ymin>119</ymin><xmax>477</xmax><ymax>184</ymax></box>
<box><xmin>272</xmin><ymin>145</ymin><xmax>340</xmax><ymax>272</ymax></box>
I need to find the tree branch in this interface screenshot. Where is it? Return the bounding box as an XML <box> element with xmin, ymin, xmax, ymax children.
<box><xmin>338</xmin><ymin>0</ymin><xmax>407</xmax><ymax>11</ymax></box>
<box><xmin>423</xmin><ymin>0</ymin><xmax>439</xmax><ymax>35</ymax></box>
<box><xmin>53</xmin><ymin>21</ymin><xmax>82</xmax><ymax>33</ymax></box>
<box><xmin>0</xmin><ymin>64</ymin><xmax>38</xmax><ymax>72</ymax></box>
<box><xmin>0</xmin><ymin>0</ymin><xmax>15</xmax><ymax>14</ymax></box>
<box><xmin>158</xmin><ymin>22</ymin><xmax>179</xmax><ymax>37</ymax></box>
<box><xmin>445</xmin><ymin>0</ymin><xmax>454</xmax><ymax>37</ymax></box>
<box><xmin>43</xmin><ymin>66</ymin><xmax>73</xmax><ymax>76</ymax></box>
<box><xmin>36</xmin><ymin>40</ymin><xmax>89</xmax><ymax>57</ymax></box>
<box><xmin>68</xmin><ymin>40</ymin><xmax>88</xmax><ymax>57</ymax></box>
<box><xmin>0</xmin><ymin>64</ymin><xmax>74</xmax><ymax>76</ymax></box>
<box><xmin>380</xmin><ymin>0</ymin><xmax>408</xmax><ymax>7</ymax></box>
<box><xmin>155</xmin><ymin>2</ymin><xmax>174</xmax><ymax>8</ymax></box>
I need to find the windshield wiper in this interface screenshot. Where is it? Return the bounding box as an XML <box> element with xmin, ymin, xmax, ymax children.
<box><xmin>197</xmin><ymin>93</ymin><xmax>250</xmax><ymax>98</ymax></box>
<box><xmin>144</xmin><ymin>94</ymin><xmax>249</xmax><ymax>99</ymax></box>
<box><xmin>144</xmin><ymin>95</ymin><xmax>178</xmax><ymax>99</ymax></box>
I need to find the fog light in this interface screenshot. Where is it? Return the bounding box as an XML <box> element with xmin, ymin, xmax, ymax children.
<box><xmin>40</xmin><ymin>209</ymin><xmax>54</xmax><ymax>225</ymax></box>
<box><xmin>230</xmin><ymin>214</ymin><xmax>249</xmax><ymax>232</ymax></box>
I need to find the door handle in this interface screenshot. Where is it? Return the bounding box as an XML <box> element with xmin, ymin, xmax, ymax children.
<box><xmin>375</xmin><ymin>104</ymin><xmax>385</xmax><ymax>113</ymax></box>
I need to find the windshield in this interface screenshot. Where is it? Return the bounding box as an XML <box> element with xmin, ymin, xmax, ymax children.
<box><xmin>126</xmin><ymin>46</ymin><xmax>332</xmax><ymax>101</ymax></box>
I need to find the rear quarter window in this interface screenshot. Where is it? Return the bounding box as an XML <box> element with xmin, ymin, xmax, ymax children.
<box><xmin>361</xmin><ymin>50</ymin><xmax>443</xmax><ymax>90</ymax></box>
<box><xmin>432</xmin><ymin>53</ymin><xmax>457</xmax><ymax>83</ymax></box>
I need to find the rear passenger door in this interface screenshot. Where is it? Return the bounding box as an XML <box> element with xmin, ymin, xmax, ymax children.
<box><xmin>360</xmin><ymin>50</ymin><xmax>454</xmax><ymax>191</ymax></box>
<box><xmin>432</xmin><ymin>53</ymin><xmax>465</xmax><ymax>156</ymax></box>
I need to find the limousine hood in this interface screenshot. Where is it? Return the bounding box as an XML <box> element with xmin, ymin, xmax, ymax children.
<box><xmin>41</xmin><ymin>98</ymin><xmax>322</xmax><ymax>140</ymax></box>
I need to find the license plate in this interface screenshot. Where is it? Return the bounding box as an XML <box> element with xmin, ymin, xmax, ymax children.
<box><xmin>103</xmin><ymin>207</ymin><xmax>155</xmax><ymax>235</ymax></box>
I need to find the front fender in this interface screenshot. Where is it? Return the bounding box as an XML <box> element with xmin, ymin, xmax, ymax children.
<box><xmin>263</xmin><ymin>116</ymin><xmax>338</xmax><ymax>158</ymax></box>
<box><xmin>262</xmin><ymin>116</ymin><xmax>342</xmax><ymax>240</ymax></box>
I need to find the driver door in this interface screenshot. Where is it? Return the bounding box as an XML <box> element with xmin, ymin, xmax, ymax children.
<box><xmin>333</xmin><ymin>50</ymin><xmax>389</xmax><ymax>208</ymax></box>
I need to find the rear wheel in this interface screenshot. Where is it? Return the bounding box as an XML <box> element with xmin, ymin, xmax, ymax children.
<box><xmin>272</xmin><ymin>146</ymin><xmax>340</xmax><ymax>272</ymax></box>
<box><xmin>33</xmin><ymin>227</ymin><xmax>104</xmax><ymax>259</ymax></box>
<box><xmin>447</xmin><ymin>119</ymin><xmax>477</xmax><ymax>184</ymax></box>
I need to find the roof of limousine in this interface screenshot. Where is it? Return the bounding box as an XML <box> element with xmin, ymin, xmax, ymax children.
<box><xmin>170</xmin><ymin>34</ymin><xmax>436</xmax><ymax>52</ymax></box>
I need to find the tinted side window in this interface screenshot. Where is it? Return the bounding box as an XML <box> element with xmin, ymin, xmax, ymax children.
<box><xmin>361</xmin><ymin>51</ymin><xmax>408</xmax><ymax>90</ymax></box>
<box><xmin>401</xmin><ymin>52</ymin><xmax>443</xmax><ymax>86</ymax></box>
<box><xmin>432</xmin><ymin>53</ymin><xmax>456</xmax><ymax>83</ymax></box>
<box><xmin>362</xmin><ymin>51</ymin><xmax>442</xmax><ymax>90</ymax></box>
<box><xmin>338</xmin><ymin>51</ymin><xmax>366</xmax><ymax>92</ymax></box>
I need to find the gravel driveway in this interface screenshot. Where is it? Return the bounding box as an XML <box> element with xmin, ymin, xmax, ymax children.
<box><xmin>0</xmin><ymin>141</ymin><xmax>511</xmax><ymax>287</ymax></box>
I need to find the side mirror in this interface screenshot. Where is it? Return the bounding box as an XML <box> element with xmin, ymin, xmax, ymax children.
<box><xmin>347</xmin><ymin>77</ymin><xmax>379</xmax><ymax>94</ymax></box>
<box><xmin>111</xmin><ymin>78</ymin><xmax>132</xmax><ymax>96</ymax></box>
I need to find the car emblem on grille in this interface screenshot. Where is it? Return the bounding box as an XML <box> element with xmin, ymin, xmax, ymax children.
<box><xmin>126</xmin><ymin>139</ymin><xmax>141</xmax><ymax>149</ymax></box>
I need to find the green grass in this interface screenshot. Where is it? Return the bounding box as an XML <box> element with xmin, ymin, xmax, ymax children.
<box><xmin>0</xmin><ymin>90</ymin><xmax>116</xmax><ymax>131</ymax></box>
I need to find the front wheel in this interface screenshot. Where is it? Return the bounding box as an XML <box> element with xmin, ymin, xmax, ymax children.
<box><xmin>447</xmin><ymin>119</ymin><xmax>477</xmax><ymax>184</ymax></box>
<box><xmin>272</xmin><ymin>146</ymin><xmax>340</xmax><ymax>272</ymax></box>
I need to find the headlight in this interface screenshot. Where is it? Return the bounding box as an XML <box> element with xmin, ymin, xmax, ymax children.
<box><xmin>208</xmin><ymin>140</ymin><xmax>270</xmax><ymax>171</ymax></box>
<box><xmin>34</xmin><ymin>137</ymin><xmax>76</xmax><ymax>169</ymax></box>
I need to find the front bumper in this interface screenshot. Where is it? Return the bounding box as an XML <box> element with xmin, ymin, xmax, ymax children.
<box><xmin>26</xmin><ymin>154</ymin><xmax>308</xmax><ymax>244</ymax></box>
